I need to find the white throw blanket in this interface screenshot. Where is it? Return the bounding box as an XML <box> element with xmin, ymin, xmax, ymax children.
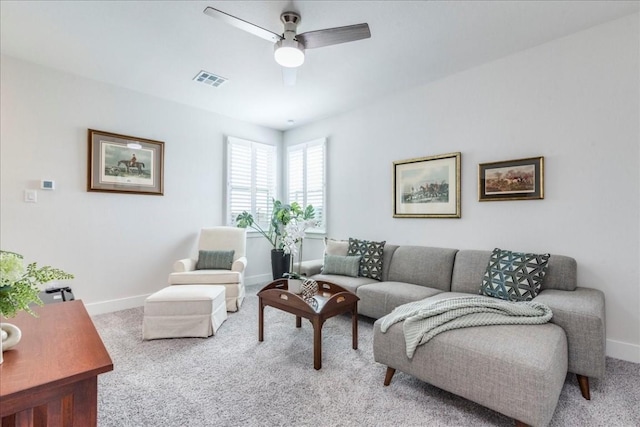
<box><xmin>379</xmin><ymin>296</ymin><xmax>553</xmax><ymax>358</ymax></box>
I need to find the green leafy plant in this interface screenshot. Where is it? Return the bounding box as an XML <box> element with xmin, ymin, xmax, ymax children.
<box><xmin>0</xmin><ymin>251</ymin><xmax>74</xmax><ymax>318</ymax></box>
<box><xmin>236</xmin><ymin>199</ymin><xmax>315</xmax><ymax>249</ymax></box>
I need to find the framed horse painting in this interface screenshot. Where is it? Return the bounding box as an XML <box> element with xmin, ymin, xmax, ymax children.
<box><xmin>87</xmin><ymin>129</ymin><xmax>164</xmax><ymax>195</ymax></box>
<box><xmin>393</xmin><ymin>152</ymin><xmax>461</xmax><ymax>218</ymax></box>
<box><xmin>478</xmin><ymin>156</ymin><xmax>544</xmax><ymax>201</ymax></box>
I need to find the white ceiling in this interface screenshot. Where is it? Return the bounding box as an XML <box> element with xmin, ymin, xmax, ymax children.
<box><xmin>1</xmin><ymin>1</ymin><xmax>638</xmax><ymax>131</ymax></box>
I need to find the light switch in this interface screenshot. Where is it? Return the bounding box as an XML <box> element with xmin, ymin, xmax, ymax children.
<box><xmin>24</xmin><ymin>190</ymin><xmax>37</xmax><ymax>203</ymax></box>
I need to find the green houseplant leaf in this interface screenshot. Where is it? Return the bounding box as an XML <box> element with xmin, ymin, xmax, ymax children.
<box><xmin>236</xmin><ymin>198</ymin><xmax>315</xmax><ymax>250</ymax></box>
<box><xmin>0</xmin><ymin>251</ymin><xmax>74</xmax><ymax>318</ymax></box>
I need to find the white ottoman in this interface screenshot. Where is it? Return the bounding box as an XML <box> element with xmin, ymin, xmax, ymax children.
<box><xmin>143</xmin><ymin>285</ymin><xmax>227</xmax><ymax>340</ymax></box>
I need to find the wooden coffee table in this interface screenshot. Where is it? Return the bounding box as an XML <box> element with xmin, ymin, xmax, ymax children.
<box><xmin>258</xmin><ymin>279</ymin><xmax>359</xmax><ymax>370</ymax></box>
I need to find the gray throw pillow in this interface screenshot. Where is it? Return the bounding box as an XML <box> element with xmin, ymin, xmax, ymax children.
<box><xmin>479</xmin><ymin>248</ymin><xmax>550</xmax><ymax>301</ymax></box>
<box><xmin>347</xmin><ymin>238</ymin><xmax>386</xmax><ymax>281</ymax></box>
<box><xmin>196</xmin><ymin>250</ymin><xmax>235</xmax><ymax>270</ymax></box>
<box><xmin>322</xmin><ymin>254</ymin><xmax>361</xmax><ymax>277</ymax></box>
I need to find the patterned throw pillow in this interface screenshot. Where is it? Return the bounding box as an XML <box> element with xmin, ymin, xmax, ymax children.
<box><xmin>347</xmin><ymin>238</ymin><xmax>386</xmax><ymax>281</ymax></box>
<box><xmin>196</xmin><ymin>250</ymin><xmax>235</xmax><ymax>270</ymax></box>
<box><xmin>322</xmin><ymin>254</ymin><xmax>361</xmax><ymax>277</ymax></box>
<box><xmin>479</xmin><ymin>248</ymin><xmax>550</xmax><ymax>302</ymax></box>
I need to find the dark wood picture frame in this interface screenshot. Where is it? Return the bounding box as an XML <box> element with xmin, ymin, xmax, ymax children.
<box><xmin>87</xmin><ymin>129</ymin><xmax>164</xmax><ymax>195</ymax></box>
<box><xmin>478</xmin><ymin>156</ymin><xmax>544</xmax><ymax>202</ymax></box>
<box><xmin>393</xmin><ymin>152</ymin><xmax>461</xmax><ymax>218</ymax></box>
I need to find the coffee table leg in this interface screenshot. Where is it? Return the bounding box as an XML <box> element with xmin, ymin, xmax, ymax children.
<box><xmin>352</xmin><ymin>306</ymin><xmax>358</xmax><ymax>350</ymax></box>
<box><xmin>313</xmin><ymin>318</ymin><xmax>322</xmax><ymax>370</ymax></box>
<box><xmin>296</xmin><ymin>316</ymin><xmax>302</xmax><ymax>328</ymax></box>
<box><xmin>258</xmin><ymin>298</ymin><xmax>264</xmax><ymax>342</ymax></box>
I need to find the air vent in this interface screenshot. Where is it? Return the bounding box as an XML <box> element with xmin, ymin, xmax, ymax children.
<box><xmin>193</xmin><ymin>70</ymin><xmax>228</xmax><ymax>87</ymax></box>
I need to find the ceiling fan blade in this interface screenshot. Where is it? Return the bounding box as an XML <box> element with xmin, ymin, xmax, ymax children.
<box><xmin>297</xmin><ymin>23</ymin><xmax>370</xmax><ymax>49</ymax></box>
<box><xmin>203</xmin><ymin>7</ymin><xmax>282</xmax><ymax>43</ymax></box>
<box><xmin>282</xmin><ymin>67</ymin><xmax>297</xmax><ymax>86</ymax></box>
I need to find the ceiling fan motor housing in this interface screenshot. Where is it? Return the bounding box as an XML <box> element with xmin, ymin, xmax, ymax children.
<box><xmin>274</xmin><ymin>11</ymin><xmax>305</xmax><ymax>67</ymax></box>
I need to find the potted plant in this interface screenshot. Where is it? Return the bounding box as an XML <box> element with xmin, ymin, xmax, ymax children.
<box><xmin>0</xmin><ymin>251</ymin><xmax>74</xmax><ymax>363</ymax></box>
<box><xmin>236</xmin><ymin>199</ymin><xmax>315</xmax><ymax>279</ymax></box>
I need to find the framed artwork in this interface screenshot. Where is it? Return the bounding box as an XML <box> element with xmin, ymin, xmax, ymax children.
<box><xmin>478</xmin><ymin>156</ymin><xmax>544</xmax><ymax>202</ymax></box>
<box><xmin>393</xmin><ymin>152</ymin><xmax>461</xmax><ymax>218</ymax></box>
<box><xmin>87</xmin><ymin>129</ymin><xmax>164</xmax><ymax>195</ymax></box>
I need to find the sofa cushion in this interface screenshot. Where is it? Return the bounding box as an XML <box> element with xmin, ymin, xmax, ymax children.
<box><xmin>348</xmin><ymin>238</ymin><xmax>386</xmax><ymax>280</ymax></box>
<box><xmin>195</xmin><ymin>250</ymin><xmax>235</xmax><ymax>270</ymax></box>
<box><xmin>452</xmin><ymin>250</ymin><xmax>578</xmax><ymax>293</ymax></box>
<box><xmin>542</xmin><ymin>255</ymin><xmax>578</xmax><ymax>291</ymax></box>
<box><xmin>357</xmin><ymin>282</ymin><xmax>442</xmax><ymax>319</ymax></box>
<box><xmin>321</xmin><ymin>254</ymin><xmax>361</xmax><ymax>277</ymax></box>
<box><xmin>451</xmin><ymin>250</ymin><xmax>492</xmax><ymax>294</ymax></box>
<box><xmin>324</xmin><ymin>237</ymin><xmax>349</xmax><ymax>256</ymax></box>
<box><xmin>310</xmin><ymin>273</ymin><xmax>378</xmax><ymax>294</ymax></box>
<box><xmin>386</xmin><ymin>246</ymin><xmax>458</xmax><ymax>291</ymax></box>
<box><xmin>479</xmin><ymin>248</ymin><xmax>550</xmax><ymax>301</ymax></box>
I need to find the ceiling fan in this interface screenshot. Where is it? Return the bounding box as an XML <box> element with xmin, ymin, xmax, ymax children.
<box><xmin>203</xmin><ymin>6</ymin><xmax>371</xmax><ymax>85</ymax></box>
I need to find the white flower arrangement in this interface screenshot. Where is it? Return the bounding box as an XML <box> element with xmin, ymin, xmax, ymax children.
<box><xmin>282</xmin><ymin>218</ymin><xmax>318</xmax><ymax>276</ymax></box>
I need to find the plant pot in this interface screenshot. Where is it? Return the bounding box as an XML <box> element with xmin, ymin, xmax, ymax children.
<box><xmin>271</xmin><ymin>249</ymin><xmax>291</xmax><ymax>280</ymax></box>
<box><xmin>288</xmin><ymin>279</ymin><xmax>303</xmax><ymax>294</ymax></box>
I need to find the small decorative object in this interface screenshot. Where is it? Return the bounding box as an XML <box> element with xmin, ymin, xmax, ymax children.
<box><xmin>393</xmin><ymin>152</ymin><xmax>461</xmax><ymax>218</ymax></box>
<box><xmin>478</xmin><ymin>156</ymin><xmax>544</xmax><ymax>201</ymax></box>
<box><xmin>1</xmin><ymin>323</ymin><xmax>21</xmax><ymax>364</ymax></box>
<box><xmin>87</xmin><ymin>129</ymin><xmax>165</xmax><ymax>196</ymax></box>
<box><xmin>0</xmin><ymin>251</ymin><xmax>74</xmax><ymax>364</ymax></box>
<box><xmin>301</xmin><ymin>278</ymin><xmax>318</xmax><ymax>308</ymax></box>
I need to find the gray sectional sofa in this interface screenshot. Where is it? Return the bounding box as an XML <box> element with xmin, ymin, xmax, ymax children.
<box><xmin>301</xmin><ymin>243</ymin><xmax>605</xmax><ymax>427</ymax></box>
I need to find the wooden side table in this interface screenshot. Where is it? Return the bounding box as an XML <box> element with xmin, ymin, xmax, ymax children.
<box><xmin>0</xmin><ymin>300</ymin><xmax>113</xmax><ymax>426</ymax></box>
<box><xmin>258</xmin><ymin>279</ymin><xmax>359</xmax><ymax>370</ymax></box>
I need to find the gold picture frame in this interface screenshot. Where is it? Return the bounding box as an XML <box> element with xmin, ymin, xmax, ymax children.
<box><xmin>393</xmin><ymin>152</ymin><xmax>461</xmax><ymax>218</ymax></box>
<box><xmin>87</xmin><ymin>129</ymin><xmax>165</xmax><ymax>195</ymax></box>
<box><xmin>478</xmin><ymin>156</ymin><xmax>544</xmax><ymax>202</ymax></box>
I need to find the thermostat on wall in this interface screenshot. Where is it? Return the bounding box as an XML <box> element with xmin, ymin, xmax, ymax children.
<box><xmin>41</xmin><ymin>180</ymin><xmax>55</xmax><ymax>190</ymax></box>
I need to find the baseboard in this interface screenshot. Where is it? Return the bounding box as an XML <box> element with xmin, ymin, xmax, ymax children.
<box><xmin>606</xmin><ymin>339</ymin><xmax>640</xmax><ymax>363</ymax></box>
<box><xmin>85</xmin><ymin>276</ymin><xmax>271</xmax><ymax>316</ymax></box>
<box><xmin>85</xmin><ymin>294</ymin><xmax>149</xmax><ymax>316</ymax></box>
<box><xmin>245</xmin><ymin>273</ymin><xmax>272</xmax><ymax>286</ymax></box>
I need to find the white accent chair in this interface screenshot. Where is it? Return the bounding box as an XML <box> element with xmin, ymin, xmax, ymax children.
<box><xmin>168</xmin><ymin>227</ymin><xmax>247</xmax><ymax>311</ymax></box>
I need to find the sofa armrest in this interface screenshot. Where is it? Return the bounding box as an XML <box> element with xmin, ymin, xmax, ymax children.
<box><xmin>299</xmin><ymin>259</ymin><xmax>323</xmax><ymax>277</ymax></box>
<box><xmin>232</xmin><ymin>256</ymin><xmax>247</xmax><ymax>273</ymax></box>
<box><xmin>173</xmin><ymin>258</ymin><xmax>196</xmax><ymax>272</ymax></box>
<box><xmin>534</xmin><ymin>287</ymin><xmax>605</xmax><ymax>378</ymax></box>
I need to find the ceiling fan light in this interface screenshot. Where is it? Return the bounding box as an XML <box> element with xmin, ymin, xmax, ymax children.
<box><xmin>274</xmin><ymin>39</ymin><xmax>305</xmax><ymax>68</ymax></box>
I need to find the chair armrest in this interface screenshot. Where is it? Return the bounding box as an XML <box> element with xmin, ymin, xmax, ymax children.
<box><xmin>173</xmin><ymin>258</ymin><xmax>196</xmax><ymax>272</ymax></box>
<box><xmin>232</xmin><ymin>256</ymin><xmax>247</xmax><ymax>273</ymax></box>
<box><xmin>299</xmin><ymin>259</ymin><xmax>323</xmax><ymax>277</ymax></box>
<box><xmin>534</xmin><ymin>287</ymin><xmax>605</xmax><ymax>378</ymax></box>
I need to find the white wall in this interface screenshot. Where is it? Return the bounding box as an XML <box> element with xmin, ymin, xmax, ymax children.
<box><xmin>285</xmin><ymin>15</ymin><xmax>640</xmax><ymax>363</ymax></box>
<box><xmin>0</xmin><ymin>55</ymin><xmax>281</xmax><ymax>313</ymax></box>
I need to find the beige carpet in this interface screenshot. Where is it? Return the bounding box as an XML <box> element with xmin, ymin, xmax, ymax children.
<box><xmin>92</xmin><ymin>285</ymin><xmax>640</xmax><ymax>426</ymax></box>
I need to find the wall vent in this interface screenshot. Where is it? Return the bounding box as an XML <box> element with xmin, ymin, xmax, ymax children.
<box><xmin>193</xmin><ymin>70</ymin><xmax>227</xmax><ymax>87</ymax></box>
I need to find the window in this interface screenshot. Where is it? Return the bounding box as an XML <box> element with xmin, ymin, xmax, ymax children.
<box><xmin>287</xmin><ymin>138</ymin><xmax>326</xmax><ymax>233</ymax></box>
<box><xmin>226</xmin><ymin>137</ymin><xmax>277</xmax><ymax>229</ymax></box>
